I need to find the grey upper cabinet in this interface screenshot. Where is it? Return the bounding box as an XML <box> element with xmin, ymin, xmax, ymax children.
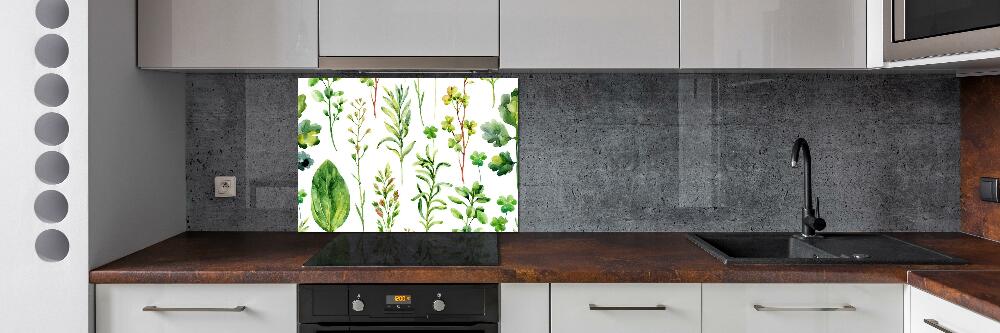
<box><xmin>680</xmin><ymin>0</ymin><xmax>871</xmax><ymax>69</ymax></box>
<box><xmin>500</xmin><ymin>0</ymin><xmax>680</xmax><ymax>69</ymax></box>
<box><xmin>138</xmin><ymin>0</ymin><xmax>318</xmax><ymax>69</ymax></box>
<box><xmin>319</xmin><ymin>0</ymin><xmax>499</xmax><ymax>66</ymax></box>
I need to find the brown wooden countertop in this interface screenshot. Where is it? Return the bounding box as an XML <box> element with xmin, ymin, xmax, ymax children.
<box><xmin>91</xmin><ymin>232</ymin><xmax>1000</xmax><ymax>285</ymax></box>
<box><xmin>908</xmin><ymin>270</ymin><xmax>1000</xmax><ymax>322</ymax></box>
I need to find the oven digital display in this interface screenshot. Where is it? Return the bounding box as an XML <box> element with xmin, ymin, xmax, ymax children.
<box><xmin>386</xmin><ymin>295</ymin><xmax>412</xmax><ymax>305</ymax></box>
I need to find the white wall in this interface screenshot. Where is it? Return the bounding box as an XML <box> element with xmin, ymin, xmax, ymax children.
<box><xmin>0</xmin><ymin>0</ymin><xmax>90</xmax><ymax>330</ymax></box>
<box><xmin>88</xmin><ymin>0</ymin><xmax>186</xmax><ymax>269</ymax></box>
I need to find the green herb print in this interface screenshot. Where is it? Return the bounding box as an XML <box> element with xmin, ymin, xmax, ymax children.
<box><xmin>412</xmin><ymin>146</ymin><xmax>452</xmax><ymax>231</ymax></box>
<box><xmin>449</xmin><ymin>182</ymin><xmax>490</xmax><ymax>232</ymax></box>
<box><xmin>372</xmin><ymin>164</ymin><xmax>400</xmax><ymax>232</ymax></box>
<box><xmin>442</xmin><ymin>80</ymin><xmax>476</xmax><ymax>183</ymax></box>
<box><xmin>360</xmin><ymin>78</ymin><xmax>380</xmax><ymax>117</ymax></box>
<box><xmin>413</xmin><ymin>79</ymin><xmax>426</xmax><ymax>126</ymax></box>
<box><xmin>297</xmin><ymin>94</ymin><xmax>308</xmax><ymax>118</ymax></box>
<box><xmin>297</xmin><ymin>120</ymin><xmax>322</xmax><ymax>149</ymax></box>
<box><xmin>347</xmin><ymin>98</ymin><xmax>372</xmax><ymax>231</ymax></box>
<box><xmin>481</xmin><ymin>78</ymin><xmax>498</xmax><ymax>107</ymax></box>
<box><xmin>297</xmin><ymin>78</ymin><xmax>519</xmax><ymax>232</ymax></box>
<box><xmin>308</xmin><ymin>78</ymin><xmax>346</xmax><ymax>151</ymax></box>
<box><xmin>377</xmin><ymin>84</ymin><xmax>416</xmax><ymax>186</ymax></box>
<box><xmin>499</xmin><ymin>88</ymin><xmax>519</xmax><ymax>135</ymax></box>
<box><xmin>488</xmin><ymin>151</ymin><xmax>516</xmax><ymax>176</ymax></box>
<box><xmin>311</xmin><ymin>160</ymin><xmax>351</xmax><ymax>232</ymax></box>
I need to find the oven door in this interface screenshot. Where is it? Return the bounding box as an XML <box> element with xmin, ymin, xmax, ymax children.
<box><xmin>300</xmin><ymin>323</ymin><xmax>498</xmax><ymax>333</ymax></box>
<box><xmin>885</xmin><ymin>0</ymin><xmax>1000</xmax><ymax>61</ymax></box>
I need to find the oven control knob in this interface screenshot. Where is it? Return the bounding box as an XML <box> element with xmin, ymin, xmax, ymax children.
<box><xmin>432</xmin><ymin>299</ymin><xmax>446</xmax><ymax>312</ymax></box>
<box><xmin>351</xmin><ymin>299</ymin><xmax>365</xmax><ymax>312</ymax></box>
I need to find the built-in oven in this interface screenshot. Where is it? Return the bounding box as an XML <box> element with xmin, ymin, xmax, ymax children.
<box><xmin>884</xmin><ymin>0</ymin><xmax>1000</xmax><ymax>61</ymax></box>
<box><xmin>298</xmin><ymin>284</ymin><xmax>498</xmax><ymax>333</ymax></box>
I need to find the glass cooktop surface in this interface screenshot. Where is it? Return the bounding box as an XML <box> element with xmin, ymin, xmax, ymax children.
<box><xmin>303</xmin><ymin>233</ymin><xmax>499</xmax><ymax>267</ymax></box>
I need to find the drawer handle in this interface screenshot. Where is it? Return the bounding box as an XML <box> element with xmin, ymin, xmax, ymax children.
<box><xmin>753</xmin><ymin>304</ymin><xmax>856</xmax><ymax>312</ymax></box>
<box><xmin>142</xmin><ymin>306</ymin><xmax>247</xmax><ymax>312</ymax></box>
<box><xmin>589</xmin><ymin>304</ymin><xmax>667</xmax><ymax>311</ymax></box>
<box><xmin>923</xmin><ymin>319</ymin><xmax>955</xmax><ymax>333</ymax></box>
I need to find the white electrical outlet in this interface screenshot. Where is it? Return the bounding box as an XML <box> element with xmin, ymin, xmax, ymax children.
<box><xmin>214</xmin><ymin>176</ymin><xmax>236</xmax><ymax>198</ymax></box>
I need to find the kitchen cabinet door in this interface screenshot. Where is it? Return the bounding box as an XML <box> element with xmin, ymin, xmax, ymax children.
<box><xmin>501</xmin><ymin>0</ymin><xmax>680</xmax><ymax>69</ymax></box>
<box><xmin>551</xmin><ymin>283</ymin><xmax>700</xmax><ymax>333</ymax></box>
<box><xmin>96</xmin><ymin>284</ymin><xmax>297</xmax><ymax>333</ymax></box>
<box><xmin>702</xmin><ymin>283</ymin><xmax>903</xmax><ymax>333</ymax></box>
<box><xmin>138</xmin><ymin>0</ymin><xmax>318</xmax><ymax>69</ymax></box>
<box><xmin>500</xmin><ymin>284</ymin><xmax>548</xmax><ymax>333</ymax></box>
<box><xmin>680</xmin><ymin>0</ymin><xmax>869</xmax><ymax>68</ymax></box>
<box><xmin>319</xmin><ymin>0</ymin><xmax>499</xmax><ymax>57</ymax></box>
<box><xmin>910</xmin><ymin>287</ymin><xmax>1000</xmax><ymax>333</ymax></box>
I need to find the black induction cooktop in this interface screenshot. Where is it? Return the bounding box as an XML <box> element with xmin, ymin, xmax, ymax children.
<box><xmin>303</xmin><ymin>233</ymin><xmax>500</xmax><ymax>267</ymax></box>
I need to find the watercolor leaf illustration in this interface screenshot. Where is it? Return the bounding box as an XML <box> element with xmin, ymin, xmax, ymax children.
<box><xmin>423</xmin><ymin>126</ymin><xmax>438</xmax><ymax>139</ymax></box>
<box><xmin>470</xmin><ymin>151</ymin><xmax>487</xmax><ymax>167</ymax></box>
<box><xmin>496</xmin><ymin>195</ymin><xmax>517</xmax><ymax>214</ymax></box>
<box><xmin>481</xmin><ymin>120</ymin><xmax>512</xmax><ymax>147</ymax></box>
<box><xmin>488</xmin><ymin>152</ymin><xmax>516</xmax><ymax>176</ymax></box>
<box><xmin>372</xmin><ymin>163</ymin><xmax>401</xmax><ymax>232</ymax></box>
<box><xmin>378</xmin><ymin>84</ymin><xmax>416</xmax><ymax>184</ymax></box>
<box><xmin>297</xmin><ymin>119</ymin><xmax>322</xmax><ymax>149</ymax></box>
<box><xmin>346</xmin><ymin>98</ymin><xmax>372</xmax><ymax>231</ymax></box>
<box><xmin>309</xmin><ymin>78</ymin><xmax>346</xmax><ymax>151</ymax></box>
<box><xmin>297</xmin><ymin>94</ymin><xmax>307</xmax><ymax>118</ymax></box>
<box><xmin>311</xmin><ymin>160</ymin><xmax>351</xmax><ymax>232</ymax></box>
<box><xmin>298</xmin><ymin>151</ymin><xmax>314</xmax><ymax>171</ymax></box>
<box><xmin>412</xmin><ymin>146</ymin><xmax>452</xmax><ymax>231</ymax></box>
<box><xmin>499</xmin><ymin>88</ymin><xmax>518</xmax><ymax>128</ymax></box>
<box><xmin>481</xmin><ymin>78</ymin><xmax>498</xmax><ymax>107</ymax></box>
<box><xmin>490</xmin><ymin>216</ymin><xmax>508</xmax><ymax>232</ymax></box>
<box><xmin>449</xmin><ymin>182</ymin><xmax>490</xmax><ymax>232</ymax></box>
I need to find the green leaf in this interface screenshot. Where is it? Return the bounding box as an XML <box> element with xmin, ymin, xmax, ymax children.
<box><xmin>448</xmin><ymin>196</ymin><xmax>464</xmax><ymax>205</ymax></box>
<box><xmin>298</xmin><ymin>151</ymin><xmax>314</xmax><ymax>171</ymax></box>
<box><xmin>312</xmin><ymin>90</ymin><xmax>326</xmax><ymax>103</ymax></box>
<box><xmin>490</xmin><ymin>216</ymin><xmax>508</xmax><ymax>232</ymax></box>
<box><xmin>481</xmin><ymin>120</ymin><xmax>512</xmax><ymax>147</ymax></box>
<box><xmin>297</xmin><ymin>94</ymin><xmax>307</xmax><ymax>118</ymax></box>
<box><xmin>450</xmin><ymin>208</ymin><xmax>464</xmax><ymax>219</ymax></box>
<box><xmin>499</xmin><ymin>88</ymin><xmax>518</xmax><ymax>127</ymax></box>
<box><xmin>423</xmin><ymin>126</ymin><xmax>438</xmax><ymax>139</ymax></box>
<box><xmin>297</xmin><ymin>190</ymin><xmax>307</xmax><ymax>204</ymax></box>
<box><xmin>470</xmin><ymin>151</ymin><xmax>487</xmax><ymax>167</ymax></box>
<box><xmin>311</xmin><ymin>160</ymin><xmax>351</xmax><ymax>231</ymax></box>
<box><xmin>476</xmin><ymin>210</ymin><xmax>488</xmax><ymax>224</ymax></box>
<box><xmin>496</xmin><ymin>195</ymin><xmax>517</xmax><ymax>214</ymax></box>
<box><xmin>307</xmin><ymin>78</ymin><xmax>320</xmax><ymax>87</ymax></box>
<box><xmin>297</xmin><ymin>120</ymin><xmax>322</xmax><ymax>149</ymax></box>
<box><xmin>488</xmin><ymin>152</ymin><xmax>516</xmax><ymax>176</ymax></box>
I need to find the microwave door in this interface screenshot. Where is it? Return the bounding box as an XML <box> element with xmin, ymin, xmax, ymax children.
<box><xmin>885</xmin><ymin>0</ymin><xmax>1000</xmax><ymax>61</ymax></box>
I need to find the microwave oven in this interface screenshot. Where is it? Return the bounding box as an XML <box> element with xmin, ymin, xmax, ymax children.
<box><xmin>884</xmin><ymin>0</ymin><xmax>1000</xmax><ymax>62</ymax></box>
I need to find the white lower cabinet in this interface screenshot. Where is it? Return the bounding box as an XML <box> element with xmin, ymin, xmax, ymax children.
<box><xmin>551</xmin><ymin>283</ymin><xmax>701</xmax><ymax>333</ymax></box>
<box><xmin>96</xmin><ymin>284</ymin><xmax>297</xmax><ymax>333</ymax></box>
<box><xmin>500</xmin><ymin>283</ymin><xmax>549</xmax><ymax>333</ymax></box>
<box><xmin>702</xmin><ymin>283</ymin><xmax>904</xmax><ymax>333</ymax></box>
<box><xmin>910</xmin><ymin>287</ymin><xmax>1000</xmax><ymax>333</ymax></box>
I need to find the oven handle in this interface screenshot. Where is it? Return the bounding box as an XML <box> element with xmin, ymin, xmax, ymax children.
<box><xmin>299</xmin><ymin>323</ymin><xmax>497</xmax><ymax>332</ymax></box>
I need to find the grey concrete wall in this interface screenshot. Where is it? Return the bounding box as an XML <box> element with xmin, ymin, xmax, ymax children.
<box><xmin>186</xmin><ymin>73</ymin><xmax>960</xmax><ymax>232</ymax></box>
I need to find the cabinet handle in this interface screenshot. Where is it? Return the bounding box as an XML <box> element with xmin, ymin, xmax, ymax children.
<box><xmin>142</xmin><ymin>306</ymin><xmax>247</xmax><ymax>312</ymax></box>
<box><xmin>923</xmin><ymin>319</ymin><xmax>955</xmax><ymax>333</ymax></box>
<box><xmin>589</xmin><ymin>304</ymin><xmax>667</xmax><ymax>311</ymax></box>
<box><xmin>753</xmin><ymin>304</ymin><xmax>856</xmax><ymax>312</ymax></box>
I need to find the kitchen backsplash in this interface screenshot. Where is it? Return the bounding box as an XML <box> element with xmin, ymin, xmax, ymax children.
<box><xmin>187</xmin><ymin>73</ymin><xmax>960</xmax><ymax>232</ymax></box>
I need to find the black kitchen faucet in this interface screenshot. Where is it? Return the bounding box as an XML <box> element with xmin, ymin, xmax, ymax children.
<box><xmin>791</xmin><ymin>138</ymin><xmax>826</xmax><ymax>238</ymax></box>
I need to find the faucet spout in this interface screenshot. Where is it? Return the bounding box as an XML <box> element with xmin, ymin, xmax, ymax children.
<box><xmin>791</xmin><ymin>138</ymin><xmax>825</xmax><ymax>237</ymax></box>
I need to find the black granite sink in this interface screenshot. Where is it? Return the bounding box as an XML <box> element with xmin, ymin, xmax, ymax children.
<box><xmin>687</xmin><ymin>233</ymin><xmax>966</xmax><ymax>265</ymax></box>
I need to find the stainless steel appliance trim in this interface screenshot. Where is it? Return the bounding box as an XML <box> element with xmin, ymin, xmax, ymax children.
<box><xmin>588</xmin><ymin>304</ymin><xmax>667</xmax><ymax>311</ymax></box>
<box><xmin>142</xmin><ymin>305</ymin><xmax>247</xmax><ymax>312</ymax></box>
<box><xmin>923</xmin><ymin>319</ymin><xmax>956</xmax><ymax>333</ymax></box>
<box><xmin>318</xmin><ymin>57</ymin><xmax>499</xmax><ymax>71</ymax></box>
<box><xmin>753</xmin><ymin>304</ymin><xmax>856</xmax><ymax>312</ymax></box>
<box><xmin>884</xmin><ymin>0</ymin><xmax>1000</xmax><ymax>62</ymax></box>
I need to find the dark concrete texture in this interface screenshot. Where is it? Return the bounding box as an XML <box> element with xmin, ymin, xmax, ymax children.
<box><xmin>186</xmin><ymin>73</ymin><xmax>960</xmax><ymax>232</ymax></box>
